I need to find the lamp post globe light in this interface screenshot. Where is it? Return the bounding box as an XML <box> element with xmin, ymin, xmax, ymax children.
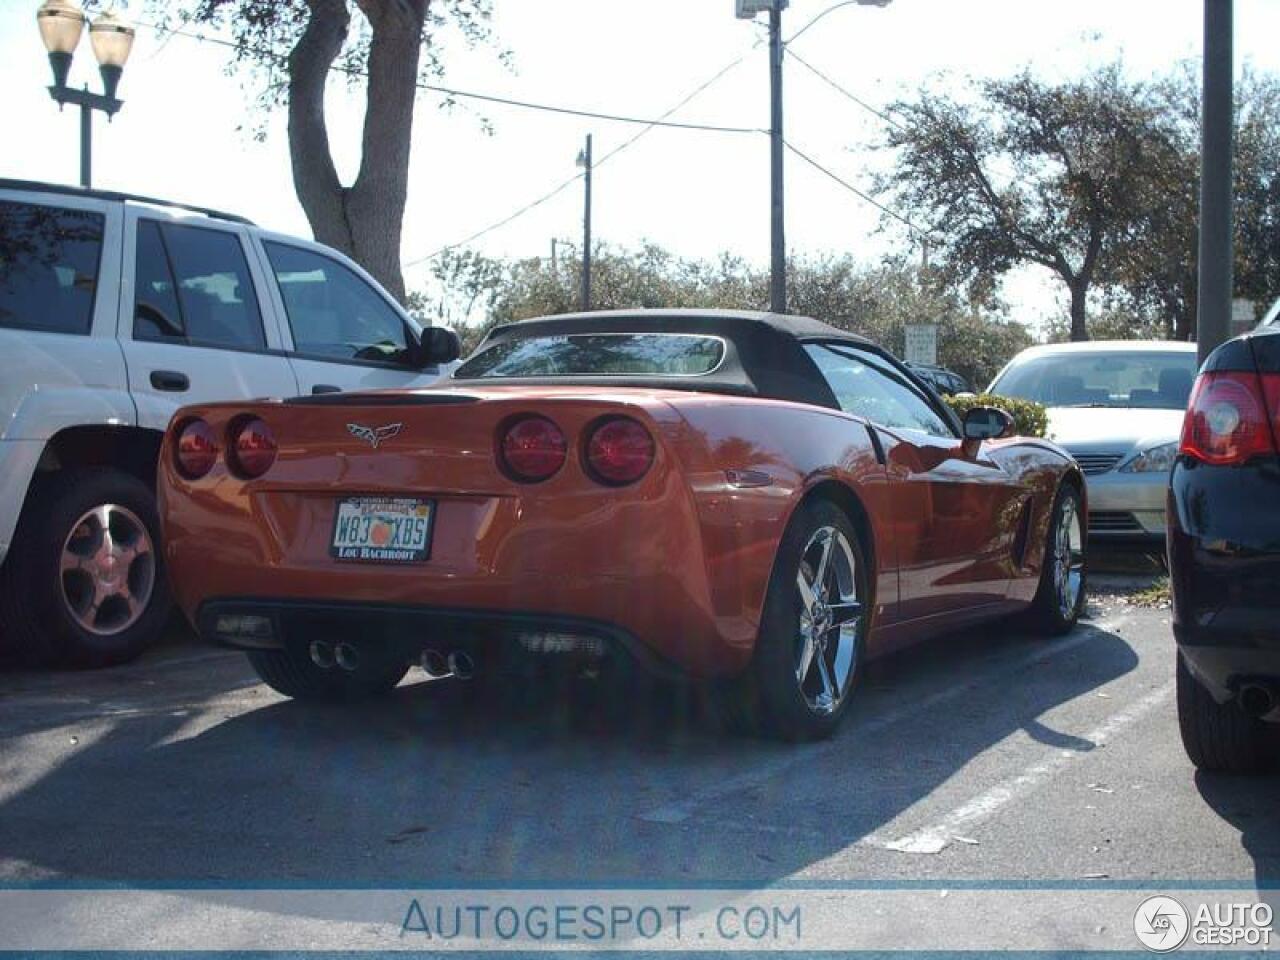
<box><xmin>36</xmin><ymin>0</ymin><xmax>136</xmax><ymax>188</ymax></box>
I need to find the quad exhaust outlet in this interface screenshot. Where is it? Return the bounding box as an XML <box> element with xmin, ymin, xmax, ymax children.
<box><xmin>308</xmin><ymin>640</ymin><xmax>360</xmax><ymax>672</ymax></box>
<box><xmin>447</xmin><ymin>651</ymin><xmax>475</xmax><ymax>680</ymax></box>
<box><xmin>1238</xmin><ymin>683</ymin><xmax>1276</xmax><ymax>718</ymax></box>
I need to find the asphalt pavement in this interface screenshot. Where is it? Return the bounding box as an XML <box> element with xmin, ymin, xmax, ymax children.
<box><xmin>1</xmin><ymin>575</ymin><xmax>1277</xmax><ymax>893</ymax></box>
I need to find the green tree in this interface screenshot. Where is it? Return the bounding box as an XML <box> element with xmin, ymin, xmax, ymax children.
<box><xmin>879</xmin><ymin>65</ymin><xmax>1176</xmax><ymax>341</ymax></box>
<box><xmin>1105</xmin><ymin>66</ymin><xmax>1280</xmax><ymax>339</ymax></box>
<box><xmin>148</xmin><ymin>0</ymin><xmax>499</xmax><ymax>302</ymax></box>
<box><xmin>435</xmin><ymin>243</ymin><xmax>1031</xmax><ymax>387</ymax></box>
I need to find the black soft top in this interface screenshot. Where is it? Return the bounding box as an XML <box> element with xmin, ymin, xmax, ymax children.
<box><xmin>455</xmin><ymin>309</ymin><xmax>883</xmax><ymax>409</ymax></box>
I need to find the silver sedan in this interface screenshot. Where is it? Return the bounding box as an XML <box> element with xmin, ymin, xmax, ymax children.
<box><xmin>988</xmin><ymin>340</ymin><xmax>1199</xmax><ymax>543</ymax></box>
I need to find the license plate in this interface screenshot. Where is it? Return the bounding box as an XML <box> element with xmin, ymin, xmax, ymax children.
<box><xmin>330</xmin><ymin>497</ymin><xmax>433</xmax><ymax>563</ymax></box>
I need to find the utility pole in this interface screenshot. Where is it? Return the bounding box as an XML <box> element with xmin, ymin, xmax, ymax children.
<box><xmin>577</xmin><ymin>134</ymin><xmax>594</xmax><ymax>312</ymax></box>
<box><xmin>550</xmin><ymin>238</ymin><xmax>557</xmax><ymax>273</ymax></box>
<box><xmin>1197</xmin><ymin>0</ymin><xmax>1233</xmax><ymax>363</ymax></box>
<box><xmin>768</xmin><ymin>1</ymin><xmax>787</xmax><ymax>314</ymax></box>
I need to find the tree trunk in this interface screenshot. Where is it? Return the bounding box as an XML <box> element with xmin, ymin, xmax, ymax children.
<box><xmin>286</xmin><ymin>0</ymin><xmax>426</xmax><ymax>305</ymax></box>
<box><xmin>287</xmin><ymin>1</ymin><xmax>353</xmax><ymax>258</ymax></box>
<box><xmin>1068</xmin><ymin>281</ymin><xmax>1090</xmax><ymax>341</ymax></box>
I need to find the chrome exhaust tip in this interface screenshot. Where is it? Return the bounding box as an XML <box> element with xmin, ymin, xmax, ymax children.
<box><xmin>447</xmin><ymin>651</ymin><xmax>475</xmax><ymax>680</ymax></box>
<box><xmin>309</xmin><ymin>640</ymin><xmax>335</xmax><ymax>670</ymax></box>
<box><xmin>1239</xmin><ymin>683</ymin><xmax>1276</xmax><ymax>718</ymax></box>
<box><xmin>334</xmin><ymin>642</ymin><xmax>360</xmax><ymax>673</ymax></box>
<box><xmin>420</xmin><ymin>649</ymin><xmax>449</xmax><ymax>678</ymax></box>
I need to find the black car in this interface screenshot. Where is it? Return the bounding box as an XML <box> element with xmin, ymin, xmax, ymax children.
<box><xmin>1169</xmin><ymin>325</ymin><xmax>1280</xmax><ymax>773</ymax></box>
<box><xmin>906</xmin><ymin>362</ymin><xmax>972</xmax><ymax>396</ymax></box>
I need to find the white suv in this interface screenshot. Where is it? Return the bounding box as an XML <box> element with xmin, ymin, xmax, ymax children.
<box><xmin>0</xmin><ymin>179</ymin><xmax>460</xmax><ymax>667</ymax></box>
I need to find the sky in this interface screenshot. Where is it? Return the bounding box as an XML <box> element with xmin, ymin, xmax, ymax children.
<box><xmin>4</xmin><ymin>0</ymin><xmax>1280</xmax><ymax>333</ymax></box>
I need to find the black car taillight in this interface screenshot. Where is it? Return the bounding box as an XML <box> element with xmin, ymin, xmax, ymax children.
<box><xmin>175</xmin><ymin>419</ymin><xmax>218</xmax><ymax>479</ymax></box>
<box><xmin>584</xmin><ymin>417</ymin><xmax>655</xmax><ymax>485</ymax></box>
<box><xmin>1179</xmin><ymin>371</ymin><xmax>1278</xmax><ymax>465</ymax></box>
<box><xmin>228</xmin><ymin>417</ymin><xmax>277</xmax><ymax>478</ymax></box>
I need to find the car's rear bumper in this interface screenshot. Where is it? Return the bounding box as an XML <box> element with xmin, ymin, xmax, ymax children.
<box><xmin>1168</xmin><ymin>457</ymin><xmax>1280</xmax><ymax>706</ymax></box>
<box><xmin>197</xmin><ymin>598</ymin><xmax>689</xmax><ymax>682</ymax></box>
<box><xmin>1083</xmin><ymin>469</ymin><xmax>1167</xmax><ymax>542</ymax></box>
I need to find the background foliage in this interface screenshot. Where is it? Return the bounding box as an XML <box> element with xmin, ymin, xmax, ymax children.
<box><xmin>943</xmin><ymin>393</ymin><xmax>1049</xmax><ymax>438</ymax></box>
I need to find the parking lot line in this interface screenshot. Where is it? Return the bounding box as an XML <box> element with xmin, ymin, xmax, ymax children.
<box><xmin>636</xmin><ymin>616</ymin><xmax>1131</xmax><ymax>825</ymax></box>
<box><xmin>866</xmin><ymin>681</ymin><xmax>1174</xmax><ymax>855</ymax></box>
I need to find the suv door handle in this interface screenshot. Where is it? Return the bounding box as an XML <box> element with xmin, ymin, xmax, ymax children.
<box><xmin>311</xmin><ymin>384</ymin><xmax>342</xmax><ymax>395</ymax></box>
<box><xmin>150</xmin><ymin>370</ymin><xmax>190</xmax><ymax>392</ymax></box>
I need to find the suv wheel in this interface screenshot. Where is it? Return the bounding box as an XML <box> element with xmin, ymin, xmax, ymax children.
<box><xmin>1177</xmin><ymin>654</ymin><xmax>1275</xmax><ymax>774</ymax></box>
<box><xmin>0</xmin><ymin>468</ymin><xmax>172</xmax><ymax>667</ymax></box>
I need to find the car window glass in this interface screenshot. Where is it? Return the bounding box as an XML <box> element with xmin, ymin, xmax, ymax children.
<box><xmin>264</xmin><ymin>242</ymin><xmax>411</xmax><ymax>365</ymax></box>
<box><xmin>0</xmin><ymin>199</ymin><xmax>104</xmax><ymax>336</ymax></box>
<box><xmin>807</xmin><ymin>344</ymin><xmax>954</xmax><ymax>437</ymax></box>
<box><xmin>455</xmin><ymin>333</ymin><xmax>725</xmax><ymax>378</ymax></box>
<box><xmin>132</xmin><ymin>220</ymin><xmax>185</xmax><ymax>342</ymax></box>
<box><xmin>990</xmin><ymin>351</ymin><xmax>1198</xmax><ymax>409</ymax></box>
<box><xmin>141</xmin><ymin>223</ymin><xmax>266</xmax><ymax>351</ymax></box>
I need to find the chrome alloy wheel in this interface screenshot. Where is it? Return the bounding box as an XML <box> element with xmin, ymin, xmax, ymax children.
<box><xmin>1053</xmin><ymin>496</ymin><xmax>1085</xmax><ymax>620</ymax></box>
<box><xmin>794</xmin><ymin>526</ymin><xmax>863</xmax><ymax>716</ymax></box>
<box><xmin>59</xmin><ymin>504</ymin><xmax>156</xmax><ymax>636</ymax></box>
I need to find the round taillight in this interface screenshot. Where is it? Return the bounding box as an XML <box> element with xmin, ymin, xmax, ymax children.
<box><xmin>585</xmin><ymin>417</ymin><xmax>655</xmax><ymax>485</ymax></box>
<box><xmin>175</xmin><ymin>419</ymin><xmax>217</xmax><ymax>479</ymax></box>
<box><xmin>229</xmin><ymin>417</ymin><xmax>277</xmax><ymax>478</ymax></box>
<box><xmin>500</xmin><ymin>416</ymin><xmax>567</xmax><ymax>482</ymax></box>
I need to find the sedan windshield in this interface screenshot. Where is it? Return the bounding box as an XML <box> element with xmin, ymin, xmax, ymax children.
<box><xmin>455</xmin><ymin>332</ymin><xmax>725</xmax><ymax>378</ymax></box>
<box><xmin>989</xmin><ymin>350</ymin><xmax>1198</xmax><ymax>409</ymax></box>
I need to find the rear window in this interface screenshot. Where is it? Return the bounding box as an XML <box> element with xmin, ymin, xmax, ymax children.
<box><xmin>990</xmin><ymin>350</ymin><xmax>1199</xmax><ymax>410</ymax></box>
<box><xmin>455</xmin><ymin>333</ymin><xmax>726</xmax><ymax>379</ymax></box>
<box><xmin>0</xmin><ymin>200</ymin><xmax>104</xmax><ymax>335</ymax></box>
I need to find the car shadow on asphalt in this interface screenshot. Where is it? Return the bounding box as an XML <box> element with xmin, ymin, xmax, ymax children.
<box><xmin>0</xmin><ymin>612</ymin><xmax>1154</xmax><ymax>896</ymax></box>
<box><xmin>1195</xmin><ymin>771</ymin><xmax>1280</xmax><ymax>921</ymax></box>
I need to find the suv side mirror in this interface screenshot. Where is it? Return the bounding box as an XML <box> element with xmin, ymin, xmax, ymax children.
<box><xmin>962</xmin><ymin>406</ymin><xmax>1014</xmax><ymax>442</ymax></box>
<box><xmin>418</xmin><ymin>327</ymin><xmax>462</xmax><ymax>367</ymax></box>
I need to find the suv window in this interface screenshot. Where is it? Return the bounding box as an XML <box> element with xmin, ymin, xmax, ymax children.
<box><xmin>264</xmin><ymin>242</ymin><xmax>411</xmax><ymax>366</ymax></box>
<box><xmin>0</xmin><ymin>199</ymin><xmax>104</xmax><ymax>336</ymax></box>
<box><xmin>807</xmin><ymin>343</ymin><xmax>954</xmax><ymax>438</ymax></box>
<box><xmin>132</xmin><ymin>220</ymin><xmax>266</xmax><ymax>351</ymax></box>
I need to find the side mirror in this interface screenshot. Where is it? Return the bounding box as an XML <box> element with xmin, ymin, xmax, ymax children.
<box><xmin>418</xmin><ymin>326</ymin><xmax>462</xmax><ymax>367</ymax></box>
<box><xmin>962</xmin><ymin>406</ymin><xmax>1014</xmax><ymax>442</ymax></box>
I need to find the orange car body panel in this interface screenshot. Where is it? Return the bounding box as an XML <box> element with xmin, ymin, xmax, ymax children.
<box><xmin>158</xmin><ymin>384</ymin><xmax>1076</xmax><ymax>678</ymax></box>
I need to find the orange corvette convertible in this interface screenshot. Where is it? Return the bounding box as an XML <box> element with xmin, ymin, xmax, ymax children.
<box><xmin>158</xmin><ymin>310</ymin><xmax>1087</xmax><ymax>739</ymax></box>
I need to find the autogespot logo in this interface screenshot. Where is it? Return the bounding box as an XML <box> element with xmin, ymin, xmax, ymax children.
<box><xmin>1134</xmin><ymin>895</ymin><xmax>1191</xmax><ymax>952</ymax></box>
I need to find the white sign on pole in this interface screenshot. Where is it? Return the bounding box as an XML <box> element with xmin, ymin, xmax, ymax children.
<box><xmin>1231</xmin><ymin>298</ymin><xmax>1256</xmax><ymax>335</ymax></box>
<box><xmin>735</xmin><ymin>0</ymin><xmax>785</xmax><ymax>18</ymax></box>
<box><xmin>904</xmin><ymin>324</ymin><xmax>938</xmax><ymax>366</ymax></box>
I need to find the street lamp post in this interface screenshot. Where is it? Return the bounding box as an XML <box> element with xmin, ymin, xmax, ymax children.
<box><xmin>36</xmin><ymin>1</ymin><xmax>135</xmax><ymax>189</ymax></box>
<box><xmin>576</xmin><ymin>134</ymin><xmax>593</xmax><ymax>312</ymax></box>
<box><xmin>735</xmin><ymin>0</ymin><xmax>891</xmax><ymax>314</ymax></box>
<box><xmin>1197</xmin><ymin>0</ymin><xmax>1233</xmax><ymax>363</ymax></box>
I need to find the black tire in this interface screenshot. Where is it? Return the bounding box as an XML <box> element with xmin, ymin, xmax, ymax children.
<box><xmin>1026</xmin><ymin>482</ymin><xmax>1087</xmax><ymax>635</ymax></box>
<box><xmin>247</xmin><ymin>643</ymin><xmax>409</xmax><ymax>702</ymax></box>
<box><xmin>1176</xmin><ymin>654</ymin><xmax>1274</xmax><ymax>774</ymax></box>
<box><xmin>721</xmin><ymin>499</ymin><xmax>871</xmax><ymax>741</ymax></box>
<box><xmin>0</xmin><ymin>468</ymin><xmax>171</xmax><ymax>667</ymax></box>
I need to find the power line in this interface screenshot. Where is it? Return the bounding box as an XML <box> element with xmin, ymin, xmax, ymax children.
<box><xmin>402</xmin><ymin>173</ymin><xmax>584</xmax><ymax>268</ymax></box>
<box><xmin>132</xmin><ymin>20</ymin><xmax>758</xmax><ymax>134</ymax></box>
<box><xmin>405</xmin><ymin>46</ymin><xmax>764</xmax><ymax>265</ymax></box>
<box><xmin>782</xmin><ymin>139</ymin><xmax>925</xmax><ymax>236</ymax></box>
<box><xmin>784</xmin><ymin>48</ymin><xmax>904</xmax><ymax>131</ymax></box>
